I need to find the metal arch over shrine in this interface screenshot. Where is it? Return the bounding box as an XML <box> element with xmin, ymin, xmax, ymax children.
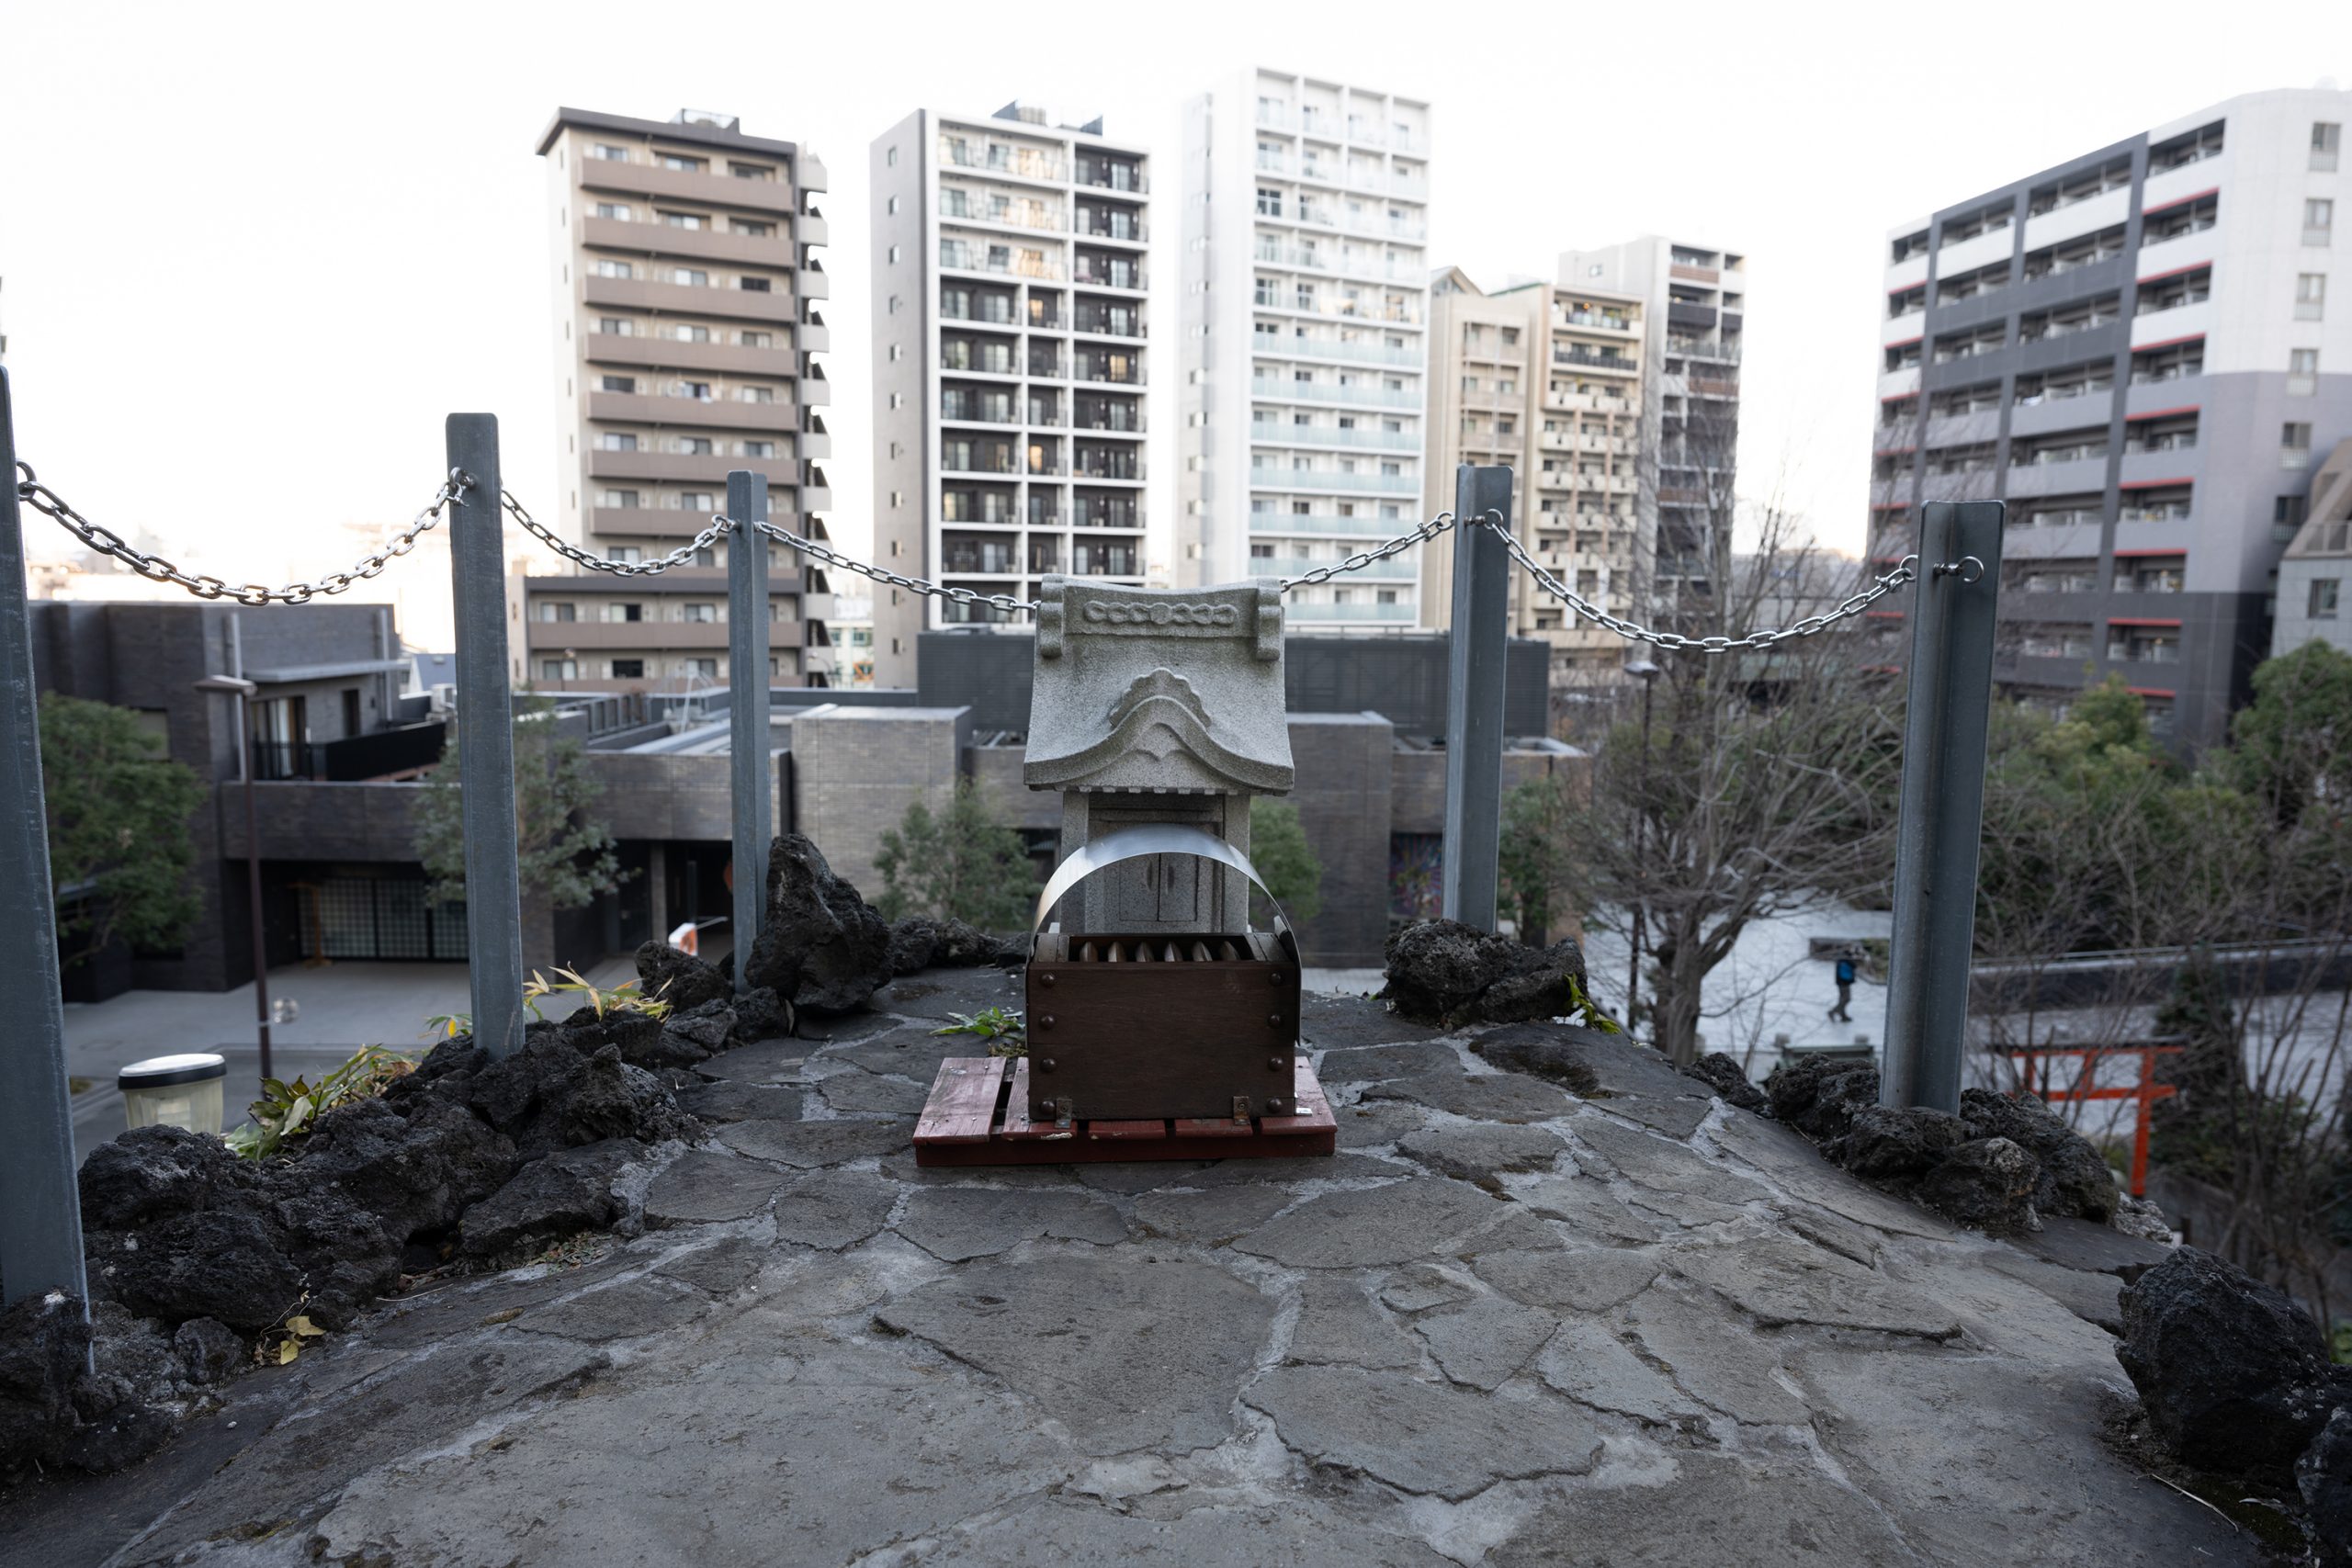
<box><xmin>0</xmin><ymin>368</ymin><xmax>2004</xmax><ymax>1315</ymax></box>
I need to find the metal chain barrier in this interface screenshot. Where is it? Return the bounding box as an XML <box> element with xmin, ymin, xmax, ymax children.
<box><xmin>741</xmin><ymin>513</ymin><xmax>1041</xmax><ymax>616</ymax></box>
<box><xmin>15</xmin><ymin>461</ymin><xmax>469</xmax><ymax>606</ymax></box>
<box><xmin>1482</xmin><ymin>511</ymin><xmax>1923</xmax><ymax>655</ymax></box>
<box><xmin>501</xmin><ymin>488</ymin><xmax>731</xmax><ymax>577</ymax></box>
<box><xmin>15</xmin><ymin>463</ymin><xmax>1928</xmax><ymax>649</ymax></box>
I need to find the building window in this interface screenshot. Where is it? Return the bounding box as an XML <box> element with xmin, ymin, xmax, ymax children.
<box><xmin>739</xmin><ymin>276</ymin><xmax>771</xmax><ymax>292</ymax></box>
<box><xmin>2310</xmin><ymin>579</ymin><xmax>2342</xmax><ymax>619</ymax></box>
<box><xmin>741</xmin><ymin>440</ymin><xmax>775</xmax><ymax>457</ymax></box>
<box><xmin>673</xmin><ymin>324</ymin><xmax>710</xmax><ymax>343</ymax></box>
<box><xmin>2307</xmin><ymin>198</ymin><xmax>2335</xmax><ymax>245</ymax></box>
<box><xmin>2316</xmin><ymin>121</ymin><xmax>2343</xmax><ymax>171</ymax></box>
<box><xmin>595</xmin><ymin>316</ymin><xmax>633</xmax><ymax>336</ymax></box>
<box><xmin>594</xmin><ymin>259</ymin><xmax>633</xmax><ymax>278</ymax></box>
<box><xmin>888</xmin><ymin>244</ymin><xmax>900</xmax><ymax>264</ymax></box>
<box><xmin>536</xmin><ymin>602</ymin><xmax>576</xmax><ymax>623</ymax></box>
<box><xmin>729</xmin><ymin>162</ymin><xmax>773</xmax><ymax>180</ymax></box>
<box><xmin>594</xmin><ymin>202</ymin><xmax>631</xmax><ymax>220</ymax></box>
<box><xmin>681</xmin><ymin>603</ymin><xmax>718</xmax><ymax>624</ymax></box>
<box><xmin>2290</xmin><ymin>348</ymin><xmax>2320</xmax><ymax>392</ymax></box>
<box><xmin>673</xmin><ymin>267</ymin><xmax>709</xmax><ymax>286</ymax></box>
<box><xmin>542</xmin><ymin>659</ymin><xmax>578</xmax><ymax>680</ymax></box>
<box><xmin>887</xmin><ymin>196</ymin><xmax>899</xmax><ymax>215</ymax></box>
<box><xmin>731</xmin><ymin>219</ymin><xmax>772</xmax><ymax>236</ymax></box>
<box><xmin>2286</xmin><ymin>422</ymin><xmax>2313</xmax><ymax>449</ymax></box>
<box><xmin>2299</xmin><ymin>273</ymin><xmax>2328</xmax><ymax>320</ymax></box>
<box><xmin>741</xmin><ymin>330</ymin><xmax>771</xmax><ymax>347</ymax></box>
<box><xmin>612</xmin><ymin>659</ymin><xmax>645</xmax><ymax>678</ymax></box>
<box><xmin>662</xmin><ymin>211</ymin><xmax>707</xmax><ymax>231</ymax></box>
<box><xmin>887</xmin><ymin>146</ymin><xmax>898</xmax><ymax>167</ymax></box>
<box><xmin>594</xmin><ymin>433</ymin><xmax>638</xmax><ymax>451</ymax></box>
<box><xmin>888</xmin><ymin>293</ymin><xmax>902</xmax><ymax>314</ymax></box>
<box><xmin>591</xmin><ymin>143</ymin><xmax>629</xmax><ymax>162</ymax></box>
<box><xmin>1256</xmin><ymin>187</ymin><xmax>1282</xmax><ymax>217</ymax></box>
<box><xmin>609</xmin><ymin>547</ymin><xmax>642</xmax><ymax>564</ymax></box>
<box><xmin>597</xmin><ymin>376</ymin><xmax>636</xmax><ymax>393</ymax></box>
<box><xmin>606</xmin><ymin>603</ymin><xmax>643</xmax><ymax>623</ymax></box>
<box><xmin>660</xmin><ymin>153</ymin><xmax>705</xmax><ymax>173</ymax></box>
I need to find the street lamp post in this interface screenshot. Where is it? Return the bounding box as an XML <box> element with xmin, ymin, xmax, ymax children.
<box><xmin>194</xmin><ymin>674</ymin><xmax>270</xmax><ymax>1085</ymax></box>
<box><xmin>1623</xmin><ymin>658</ymin><xmax>1661</xmax><ymax>1035</ymax></box>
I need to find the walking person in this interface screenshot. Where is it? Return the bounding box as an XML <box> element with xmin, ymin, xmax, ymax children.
<box><xmin>1828</xmin><ymin>946</ymin><xmax>1858</xmax><ymax>1023</ymax></box>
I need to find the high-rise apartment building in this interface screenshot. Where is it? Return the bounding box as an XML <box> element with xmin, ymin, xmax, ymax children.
<box><xmin>1179</xmin><ymin>70</ymin><xmax>1432</xmax><ymax>626</ymax></box>
<box><xmin>1420</xmin><ymin>269</ymin><xmax>1646</xmax><ymax>680</ymax></box>
<box><xmin>868</xmin><ymin>103</ymin><xmax>1150</xmax><ymax>688</ymax></box>
<box><xmin>1871</xmin><ymin>86</ymin><xmax>2351</xmax><ymax>750</ymax></box>
<box><xmin>535</xmin><ymin>107</ymin><xmax>833</xmax><ymax>692</ymax></box>
<box><xmin>1557</xmin><ymin>237</ymin><xmax>1746</xmax><ymax>612</ymax></box>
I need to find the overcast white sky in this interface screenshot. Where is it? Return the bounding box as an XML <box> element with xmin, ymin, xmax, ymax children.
<box><xmin>3</xmin><ymin>0</ymin><xmax>2339</xmax><ymax>641</ymax></box>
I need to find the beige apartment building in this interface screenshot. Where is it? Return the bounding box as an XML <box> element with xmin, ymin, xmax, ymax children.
<box><xmin>1420</xmin><ymin>267</ymin><xmax>1645</xmax><ymax>681</ymax></box>
<box><xmin>530</xmin><ymin>107</ymin><xmax>835</xmax><ymax>692</ymax></box>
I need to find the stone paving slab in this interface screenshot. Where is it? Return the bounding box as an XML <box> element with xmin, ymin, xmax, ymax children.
<box><xmin>1</xmin><ymin>984</ymin><xmax>2256</xmax><ymax>1568</ymax></box>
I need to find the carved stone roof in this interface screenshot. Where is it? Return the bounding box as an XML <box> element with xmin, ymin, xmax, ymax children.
<box><xmin>1023</xmin><ymin>577</ymin><xmax>1295</xmax><ymax>795</ymax></box>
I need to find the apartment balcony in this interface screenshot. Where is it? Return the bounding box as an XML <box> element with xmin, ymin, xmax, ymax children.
<box><xmin>1075</xmin><ymin>158</ymin><xmax>1148</xmax><ymax>195</ymax></box>
<box><xmin>2007</xmin><ymin>392</ymin><xmax>2116</xmax><ymax>438</ymax></box>
<box><xmin>1256</xmin><ymin>554</ymin><xmax>1413</xmax><ymax>580</ymax></box>
<box><xmin>587</xmin><ymin>391</ymin><xmax>796</xmax><ymax>431</ymax></box>
<box><xmin>583</xmin><ymin>275</ymin><xmax>796</xmax><ymax>324</ymax></box>
<box><xmin>1071</xmin><ymin>312</ymin><xmax>1147</xmax><ymax>340</ymax></box>
<box><xmin>1546</xmin><ymin>390</ymin><xmax>1636</xmax><ymax>415</ymax></box>
<box><xmin>1261</xmin><ymin>337</ymin><xmax>1425</xmax><ymax>369</ymax></box>
<box><xmin>526</xmin><ymin>617</ymin><xmax>738</xmax><ymax>650</ymax></box>
<box><xmin>1555</xmin><ymin>347</ymin><xmax>1638</xmax><ymax>377</ymax></box>
<box><xmin>1248</xmin><ymin>467</ymin><xmax>1419</xmax><ymax>496</ymax></box>
<box><xmin>575</xmin><ymin>156</ymin><xmax>799</xmax><ymax>217</ymax></box>
<box><xmin>802</xmin><ymin>462</ymin><xmax>831</xmax><ymax>511</ymax></box>
<box><xmin>2131</xmin><ymin>299</ymin><xmax>2213</xmax><ymax>353</ymax></box>
<box><xmin>1252</xmin><ymin>423</ymin><xmax>1419</xmax><ymax>454</ymax></box>
<box><xmin>1555</xmin><ymin>310</ymin><xmax>1638</xmax><ymax>337</ymax></box>
<box><xmin>797</xmin><ymin>209</ymin><xmax>829</xmax><ymax>247</ymax></box>
<box><xmin>1072</xmin><ymin>361</ymin><xmax>1142</xmax><ymax>387</ymax></box>
<box><xmin>2001</xmin><ymin>454</ymin><xmax>2108</xmax><ymax>497</ymax></box>
<box><xmin>1072</xmin><ymin>259</ymin><xmax>1148</xmax><ymax>292</ymax></box>
<box><xmin>588</xmin><ymin>448</ymin><xmax>797</xmax><ymax>486</ymax></box>
<box><xmin>581</xmin><ymin>217</ymin><xmax>794</xmax><ymax>269</ymax></box>
<box><xmin>1253</xmin><ymin>244</ymin><xmax>1423</xmax><ymax>285</ymax></box>
<box><xmin>802</xmin><ymin>363</ymin><xmax>831</xmax><ymax>406</ymax></box>
<box><xmin>1073</xmin><ymin>211</ymin><xmax>1148</xmax><ymax>246</ymax></box>
<box><xmin>1251</xmin><ymin>376</ymin><xmax>1419</xmax><ymax>411</ymax></box>
<box><xmin>939</xmin><ymin>195</ymin><xmax>1068</xmax><ymax>233</ymax></box>
<box><xmin>593</xmin><ymin>504</ymin><xmax>808</xmax><ymax>539</ymax></box>
<box><xmin>1250</xmin><ymin>513</ymin><xmax>1426</xmax><ymax>537</ymax></box>
<box><xmin>936</xmin><ymin>138</ymin><xmax>1069</xmax><ymax>185</ymax></box>
<box><xmin>941</xmin><ymin>547</ymin><xmax>1022</xmax><ymax>575</ymax></box>
<box><xmin>1071</xmin><ymin>458</ymin><xmax>1145</xmax><ymax>484</ymax></box>
<box><xmin>2140</xmin><ymin>153</ymin><xmax>2229</xmax><ymax>225</ymax></box>
<box><xmin>1283</xmin><ymin>601</ymin><xmax>1418</xmax><ymax>622</ymax></box>
<box><xmin>938</xmin><ymin>243</ymin><xmax>1064</xmax><ymax>282</ymax></box>
<box><xmin>582</xmin><ymin>333</ymin><xmax>799</xmax><ymax>378</ymax></box>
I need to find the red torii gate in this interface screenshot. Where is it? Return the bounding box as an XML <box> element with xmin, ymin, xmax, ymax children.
<box><xmin>1991</xmin><ymin>1041</ymin><xmax>2182</xmax><ymax>1197</ymax></box>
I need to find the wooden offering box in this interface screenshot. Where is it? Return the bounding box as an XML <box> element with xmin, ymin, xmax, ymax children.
<box><xmin>1024</xmin><ymin>930</ymin><xmax>1302</xmax><ymax>1123</ymax></box>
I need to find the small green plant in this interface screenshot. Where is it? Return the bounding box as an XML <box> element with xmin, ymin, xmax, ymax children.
<box><xmin>224</xmin><ymin>1044</ymin><xmax>416</xmax><ymax>1161</ymax></box>
<box><xmin>933</xmin><ymin>1006</ymin><xmax>1027</xmax><ymax>1057</ymax></box>
<box><xmin>422</xmin><ymin>1012</ymin><xmax>471</xmax><ymax>1041</ymax></box>
<box><xmin>1566</xmin><ymin>974</ymin><xmax>1623</xmax><ymax>1035</ymax></box>
<box><xmin>522</xmin><ymin>967</ymin><xmax>673</xmax><ymax>1023</ymax></box>
<box><xmin>2332</xmin><ymin>1319</ymin><xmax>2352</xmax><ymax>1368</ymax></box>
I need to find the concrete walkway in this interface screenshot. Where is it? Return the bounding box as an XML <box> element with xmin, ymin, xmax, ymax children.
<box><xmin>8</xmin><ymin>971</ymin><xmax>2248</xmax><ymax>1567</ymax></box>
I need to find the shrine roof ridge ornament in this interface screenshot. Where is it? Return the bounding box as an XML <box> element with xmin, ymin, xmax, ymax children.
<box><xmin>1023</xmin><ymin>576</ymin><xmax>1295</xmax><ymax>796</ymax></box>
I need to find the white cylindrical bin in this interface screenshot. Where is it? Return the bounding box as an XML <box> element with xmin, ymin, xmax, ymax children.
<box><xmin>119</xmin><ymin>1054</ymin><xmax>229</xmax><ymax>1135</ymax></box>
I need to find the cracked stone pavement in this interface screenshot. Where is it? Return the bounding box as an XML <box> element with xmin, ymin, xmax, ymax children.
<box><xmin>1</xmin><ymin>969</ymin><xmax>2255</xmax><ymax>1567</ymax></box>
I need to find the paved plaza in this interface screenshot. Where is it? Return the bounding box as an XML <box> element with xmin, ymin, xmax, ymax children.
<box><xmin>6</xmin><ymin>966</ymin><xmax>2246</xmax><ymax>1567</ymax></box>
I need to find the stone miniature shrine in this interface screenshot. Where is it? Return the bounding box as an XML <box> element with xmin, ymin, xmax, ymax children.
<box><xmin>915</xmin><ymin>574</ymin><xmax>1332</xmax><ymax>1160</ymax></box>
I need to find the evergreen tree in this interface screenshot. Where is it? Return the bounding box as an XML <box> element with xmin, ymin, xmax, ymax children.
<box><xmin>1248</xmin><ymin>797</ymin><xmax>1323</xmax><ymax>926</ymax></box>
<box><xmin>874</xmin><ymin>778</ymin><xmax>1038</xmax><ymax>931</ymax></box>
<box><xmin>39</xmin><ymin>694</ymin><xmax>204</xmax><ymax>965</ymax></box>
<box><xmin>414</xmin><ymin>690</ymin><xmax>624</xmax><ymax>912</ymax></box>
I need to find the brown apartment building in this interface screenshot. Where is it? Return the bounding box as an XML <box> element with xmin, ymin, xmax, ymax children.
<box><xmin>530</xmin><ymin>107</ymin><xmax>835</xmax><ymax>694</ymax></box>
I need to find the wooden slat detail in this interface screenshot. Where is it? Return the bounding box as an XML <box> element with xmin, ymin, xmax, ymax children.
<box><xmin>1171</xmin><ymin>1116</ymin><xmax>1257</xmax><ymax>1138</ymax></box>
<box><xmin>1087</xmin><ymin>1119</ymin><xmax>1172</xmax><ymax>1140</ymax></box>
<box><xmin>911</xmin><ymin>1055</ymin><xmax>1008</xmax><ymax>1145</ymax></box>
<box><xmin>998</xmin><ymin>1059</ymin><xmax>1071</xmax><ymax>1141</ymax></box>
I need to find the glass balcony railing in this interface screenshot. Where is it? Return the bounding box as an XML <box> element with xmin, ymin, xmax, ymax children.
<box><xmin>1251</xmin><ymin>423</ymin><xmax>1419</xmax><ymax>452</ymax></box>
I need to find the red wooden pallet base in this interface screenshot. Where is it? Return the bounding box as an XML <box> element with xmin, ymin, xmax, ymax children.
<box><xmin>912</xmin><ymin>1055</ymin><xmax>1337</xmax><ymax>1166</ymax></box>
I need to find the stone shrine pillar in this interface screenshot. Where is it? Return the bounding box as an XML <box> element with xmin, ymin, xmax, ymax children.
<box><xmin>1024</xmin><ymin>577</ymin><xmax>1295</xmax><ymax>936</ymax></box>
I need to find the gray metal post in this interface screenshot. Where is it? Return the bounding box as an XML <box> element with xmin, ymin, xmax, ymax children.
<box><xmin>0</xmin><ymin>368</ymin><xmax>90</xmax><ymax>1313</ymax></box>
<box><xmin>1442</xmin><ymin>464</ymin><xmax>1513</xmax><ymax>930</ymax></box>
<box><xmin>726</xmin><ymin>471</ymin><xmax>773</xmax><ymax>994</ymax></box>
<box><xmin>445</xmin><ymin>415</ymin><xmax>525</xmax><ymax>1058</ymax></box>
<box><xmin>1881</xmin><ymin>501</ymin><xmax>2006</xmax><ymax>1113</ymax></box>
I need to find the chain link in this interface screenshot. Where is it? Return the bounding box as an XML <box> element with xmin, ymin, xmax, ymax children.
<box><xmin>14</xmin><ymin>460</ymin><xmax>469</xmax><ymax>606</ymax></box>
<box><xmin>1277</xmin><ymin>512</ymin><xmax>1458</xmax><ymax>590</ymax></box>
<box><xmin>500</xmin><ymin>489</ymin><xmax>732</xmax><ymax>576</ymax></box>
<box><xmin>15</xmin><ymin>460</ymin><xmax>1924</xmax><ymax>649</ymax></box>
<box><xmin>1482</xmin><ymin>512</ymin><xmax>1920</xmax><ymax>653</ymax></box>
<box><xmin>744</xmin><ymin>514</ymin><xmax>1039</xmax><ymax>615</ymax></box>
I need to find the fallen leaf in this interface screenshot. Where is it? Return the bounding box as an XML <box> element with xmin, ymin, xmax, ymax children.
<box><xmin>277</xmin><ymin>1339</ymin><xmax>300</xmax><ymax>1365</ymax></box>
<box><xmin>286</xmin><ymin>1315</ymin><xmax>325</xmax><ymax>1337</ymax></box>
